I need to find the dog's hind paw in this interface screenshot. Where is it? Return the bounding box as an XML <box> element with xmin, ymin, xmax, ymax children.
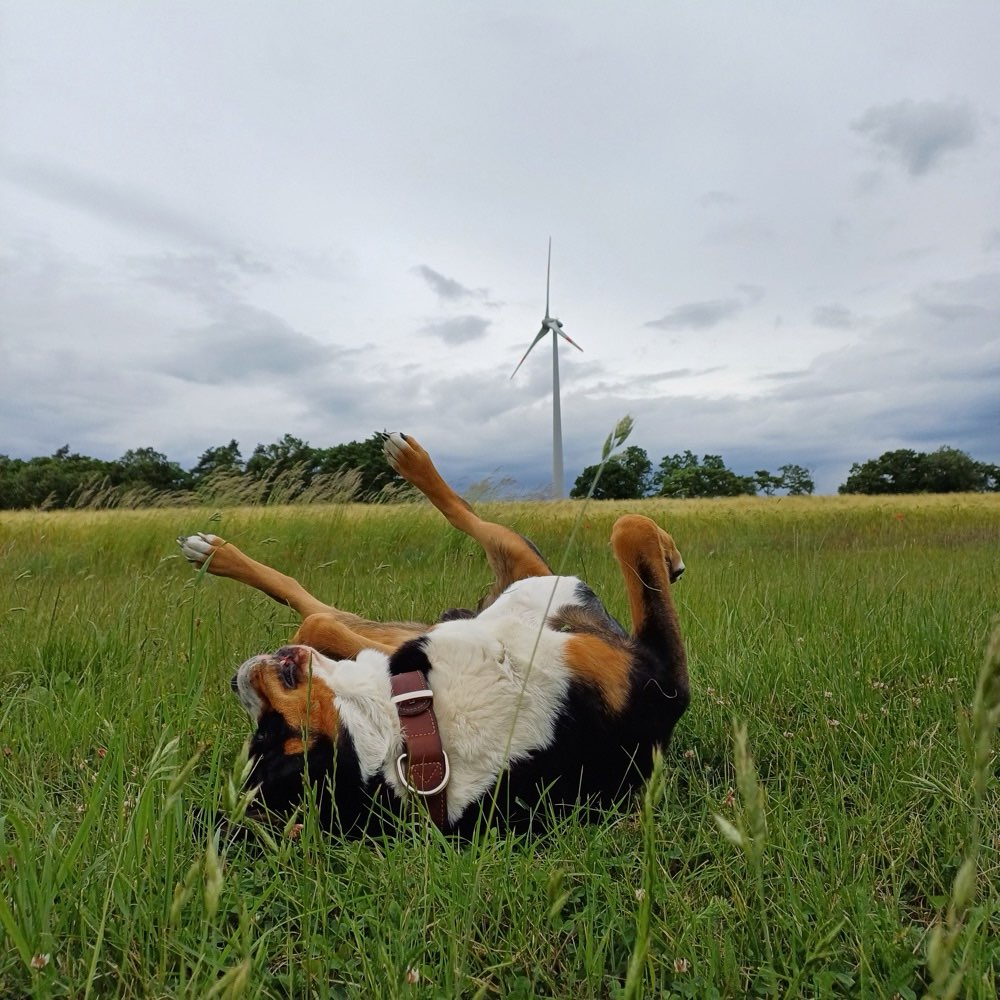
<box><xmin>177</xmin><ymin>532</ymin><xmax>222</xmax><ymax>567</ymax></box>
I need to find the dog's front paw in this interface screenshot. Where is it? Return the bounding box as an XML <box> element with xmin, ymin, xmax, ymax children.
<box><xmin>177</xmin><ymin>532</ymin><xmax>223</xmax><ymax>567</ymax></box>
<box><xmin>383</xmin><ymin>431</ymin><xmax>417</xmax><ymax>473</ymax></box>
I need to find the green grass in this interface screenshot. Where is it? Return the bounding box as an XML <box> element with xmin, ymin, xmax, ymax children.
<box><xmin>1</xmin><ymin>495</ymin><xmax>998</xmax><ymax>998</ymax></box>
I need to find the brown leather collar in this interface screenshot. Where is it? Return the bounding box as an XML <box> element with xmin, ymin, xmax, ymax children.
<box><xmin>389</xmin><ymin>670</ymin><xmax>449</xmax><ymax>830</ymax></box>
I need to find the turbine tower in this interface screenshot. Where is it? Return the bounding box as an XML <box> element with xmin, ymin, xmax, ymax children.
<box><xmin>510</xmin><ymin>238</ymin><xmax>583</xmax><ymax>499</ymax></box>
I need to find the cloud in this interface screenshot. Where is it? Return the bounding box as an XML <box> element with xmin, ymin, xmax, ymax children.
<box><xmin>586</xmin><ymin>368</ymin><xmax>728</xmax><ymax>397</ymax></box>
<box><xmin>764</xmin><ymin>271</ymin><xmax>1000</xmax><ymax>456</ymax></box>
<box><xmin>162</xmin><ymin>305</ymin><xmax>341</xmax><ymax>384</ymax></box>
<box><xmin>419</xmin><ymin>315</ymin><xmax>491</xmax><ymax>345</ymax></box>
<box><xmin>699</xmin><ymin>190</ymin><xmax>737</xmax><ymax>208</ymax></box>
<box><xmin>0</xmin><ymin>156</ymin><xmax>226</xmax><ymax>247</ymax></box>
<box><xmin>644</xmin><ymin>298</ymin><xmax>743</xmax><ymax>331</ymax></box>
<box><xmin>410</xmin><ymin>264</ymin><xmax>498</xmax><ymax>307</ymax></box>
<box><xmin>812</xmin><ymin>304</ymin><xmax>860</xmax><ymax>329</ymax></box>
<box><xmin>851</xmin><ymin>99</ymin><xmax>978</xmax><ymax>176</ymax></box>
<box><xmin>134</xmin><ymin>252</ymin><xmax>272</xmax><ymax>306</ymax></box>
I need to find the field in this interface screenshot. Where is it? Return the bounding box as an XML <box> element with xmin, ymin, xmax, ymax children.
<box><xmin>1</xmin><ymin>494</ymin><xmax>998</xmax><ymax>998</ymax></box>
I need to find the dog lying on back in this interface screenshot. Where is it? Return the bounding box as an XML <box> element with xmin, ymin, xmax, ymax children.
<box><xmin>178</xmin><ymin>432</ymin><xmax>689</xmax><ymax>837</ymax></box>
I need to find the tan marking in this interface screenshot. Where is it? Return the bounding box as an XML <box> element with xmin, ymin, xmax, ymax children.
<box><xmin>562</xmin><ymin>633</ymin><xmax>633</xmax><ymax>714</ymax></box>
<box><xmin>251</xmin><ymin>662</ymin><xmax>339</xmax><ymax>742</ymax></box>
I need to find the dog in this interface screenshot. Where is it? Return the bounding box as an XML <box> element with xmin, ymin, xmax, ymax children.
<box><xmin>178</xmin><ymin>432</ymin><xmax>689</xmax><ymax>837</ymax></box>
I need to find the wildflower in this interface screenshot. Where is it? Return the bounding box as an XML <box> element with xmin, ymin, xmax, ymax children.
<box><xmin>683</xmin><ymin>749</ymin><xmax>696</xmax><ymax>760</ymax></box>
<box><xmin>783</xmin><ymin>730</ymin><xmax>794</xmax><ymax>738</ymax></box>
<box><xmin>96</xmin><ymin>747</ymin><xmax>107</xmax><ymax>759</ymax></box>
<box><xmin>634</xmin><ymin>887</ymin><xmax>646</xmax><ymax>902</ymax></box>
<box><xmin>30</xmin><ymin>954</ymin><xmax>50</xmax><ymax>970</ymax></box>
<box><xmin>673</xmin><ymin>957</ymin><xmax>690</xmax><ymax>973</ymax></box>
<box><xmin>827</xmin><ymin>718</ymin><xmax>841</xmax><ymax>728</ymax></box>
<box><xmin>721</xmin><ymin>787</ymin><xmax>736</xmax><ymax>808</ymax></box>
<box><xmin>405</xmin><ymin>966</ymin><xmax>420</xmax><ymax>985</ymax></box>
<box><xmin>288</xmin><ymin>823</ymin><xmax>304</xmax><ymax>840</ymax></box>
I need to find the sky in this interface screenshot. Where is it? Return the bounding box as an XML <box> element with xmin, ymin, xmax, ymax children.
<box><xmin>2</xmin><ymin>2</ymin><xmax>998</xmax><ymax>496</ymax></box>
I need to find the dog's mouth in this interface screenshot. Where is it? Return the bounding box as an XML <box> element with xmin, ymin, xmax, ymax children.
<box><xmin>274</xmin><ymin>646</ymin><xmax>305</xmax><ymax>688</ymax></box>
<box><xmin>232</xmin><ymin>645</ymin><xmax>310</xmax><ymax>696</ymax></box>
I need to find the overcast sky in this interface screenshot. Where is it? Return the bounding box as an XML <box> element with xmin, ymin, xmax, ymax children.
<box><xmin>2</xmin><ymin>2</ymin><xmax>998</xmax><ymax>495</ymax></box>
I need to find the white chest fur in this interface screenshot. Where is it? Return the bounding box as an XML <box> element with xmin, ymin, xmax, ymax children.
<box><xmin>323</xmin><ymin>576</ymin><xmax>582</xmax><ymax>823</ymax></box>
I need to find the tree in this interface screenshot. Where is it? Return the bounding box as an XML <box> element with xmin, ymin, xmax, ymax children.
<box><xmin>778</xmin><ymin>463</ymin><xmax>815</xmax><ymax>496</ymax></box>
<box><xmin>754</xmin><ymin>469</ymin><xmax>782</xmax><ymax>496</ymax></box>
<box><xmin>570</xmin><ymin>446</ymin><xmax>653</xmax><ymax>499</ymax></box>
<box><xmin>113</xmin><ymin>447</ymin><xmax>191</xmax><ymax>492</ymax></box>
<box><xmin>0</xmin><ymin>447</ymin><xmax>115</xmax><ymax>509</ymax></box>
<box><xmin>839</xmin><ymin>446</ymin><xmax>995</xmax><ymax>494</ymax></box>
<box><xmin>655</xmin><ymin>451</ymin><xmax>756</xmax><ymax>498</ymax></box>
<box><xmin>191</xmin><ymin>440</ymin><xmax>244</xmax><ymax>484</ymax></box>
<box><xmin>245</xmin><ymin>435</ymin><xmax>317</xmax><ymax>480</ymax></box>
<box><xmin>315</xmin><ymin>434</ymin><xmax>403</xmax><ymax>498</ymax></box>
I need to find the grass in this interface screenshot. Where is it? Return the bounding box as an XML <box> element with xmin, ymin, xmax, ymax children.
<box><xmin>0</xmin><ymin>494</ymin><xmax>998</xmax><ymax>997</ymax></box>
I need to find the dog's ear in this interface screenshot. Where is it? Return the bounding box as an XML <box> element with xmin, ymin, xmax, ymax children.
<box><xmin>439</xmin><ymin>607</ymin><xmax>476</xmax><ymax>622</ymax></box>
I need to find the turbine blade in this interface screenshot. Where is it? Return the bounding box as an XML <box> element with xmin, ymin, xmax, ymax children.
<box><xmin>510</xmin><ymin>327</ymin><xmax>548</xmax><ymax>379</ymax></box>
<box><xmin>557</xmin><ymin>328</ymin><xmax>584</xmax><ymax>352</ymax></box>
<box><xmin>545</xmin><ymin>237</ymin><xmax>552</xmax><ymax>318</ymax></box>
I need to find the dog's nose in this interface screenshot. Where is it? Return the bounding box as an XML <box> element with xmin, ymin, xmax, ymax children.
<box><xmin>230</xmin><ymin>674</ymin><xmax>239</xmax><ymax>692</ymax></box>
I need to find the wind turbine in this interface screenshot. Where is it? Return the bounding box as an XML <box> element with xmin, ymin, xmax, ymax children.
<box><xmin>510</xmin><ymin>238</ymin><xmax>583</xmax><ymax>499</ymax></box>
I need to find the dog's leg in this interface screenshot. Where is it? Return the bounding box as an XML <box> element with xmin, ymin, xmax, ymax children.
<box><xmin>178</xmin><ymin>533</ymin><xmax>333</xmax><ymax>617</ymax></box>
<box><xmin>609</xmin><ymin>514</ymin><xmax>688</xmax><ymax>694</ymax></box>
<box><xmin>384</xmin><ymin>433</ymin><xmax>552</xmax><ymax>603</ymax></box>
<box><xmin>179</xmin><ymin>533</ymin><xmax>429</xmax><ymax>653</ymax></box>
<box><xmin>178</xmin><ymin>532</ymin><xmax>426</xmax><ymax>634</ymax></box>
<box><xmin>560</xmin><ymin>514</ymin><xmax>687</xmax><ymax>723</ymax></box>
<box><xmin>292</xmin><ymin>613</ymin><xmax>402</xmax><ymax>658</ymax></box>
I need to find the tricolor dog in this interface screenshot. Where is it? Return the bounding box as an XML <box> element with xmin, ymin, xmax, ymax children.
<box><xmin>178</xmin><ymin>432</ymin><xmax>689</xmax><ymax>837</ymax></box>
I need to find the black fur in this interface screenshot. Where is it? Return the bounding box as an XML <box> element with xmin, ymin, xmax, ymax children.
<box><xmin>387</xmin><ymin>636</ymin><xmax>434</xmax><ymax>677</ymax></box>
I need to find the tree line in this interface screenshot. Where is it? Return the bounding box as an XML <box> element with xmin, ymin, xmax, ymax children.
<box><xmin>572</xmin><ymin>444</ymin><xmax>997</xmax><ymax>499</ymax></box>
<box><xmin>0</xmin><ymin>437</ymin><xmax>996</xmax><ymax>510</ymax></box>
<box><xmin>571</xmin><ymin>448</ymin><xmax>816</xmax><ymax>499</ymax></box>
<box><xmin>0</xmin><ymin>434</ymin><xmax>398</xmax><ymax>511</ymax></box>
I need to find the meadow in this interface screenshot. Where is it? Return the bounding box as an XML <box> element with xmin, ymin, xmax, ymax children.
<box><xmin>1</xmin><ymin>493</ymin><xmax>998</xmax><ymax>998</ymax></box>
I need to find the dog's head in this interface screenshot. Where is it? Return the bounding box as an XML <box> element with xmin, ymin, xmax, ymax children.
<box><xmin>231</xmin><ymin>645</ymin><xmax>340</xmax><ymax>820</ymax></box>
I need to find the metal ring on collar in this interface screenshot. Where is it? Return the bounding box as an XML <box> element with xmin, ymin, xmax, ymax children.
<box><xmin>396</xmin><ymin>752</ymin><xmax>450</xmax><ymax>796</ymax></box>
